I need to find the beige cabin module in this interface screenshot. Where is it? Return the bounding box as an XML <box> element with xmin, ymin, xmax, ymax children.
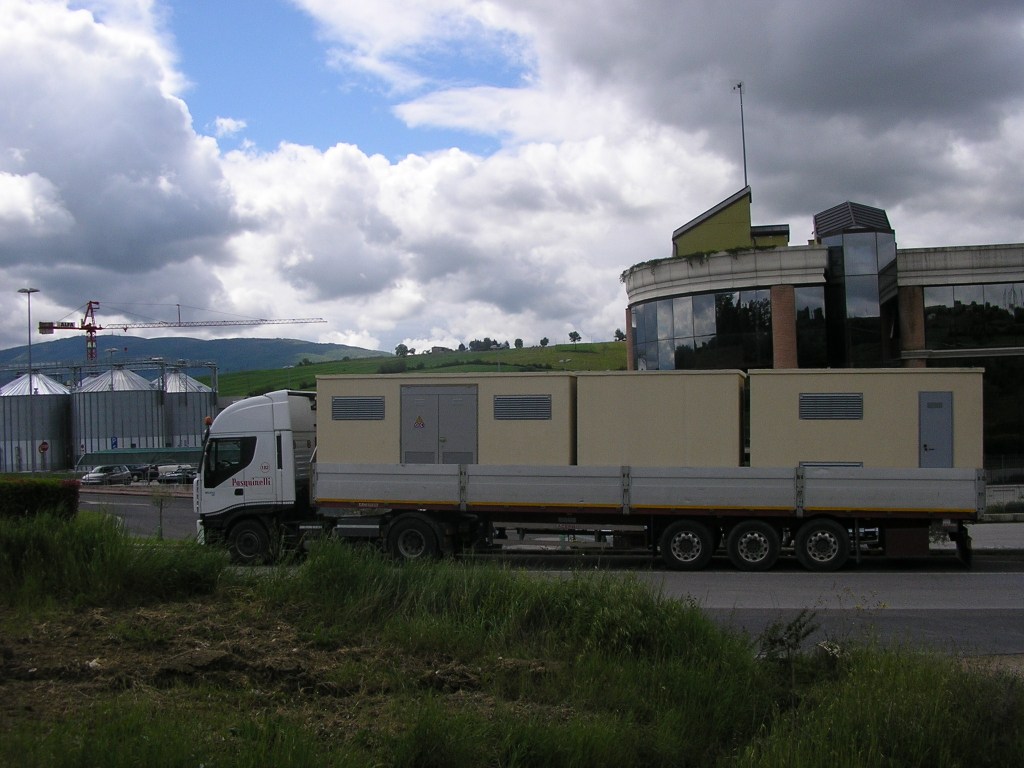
<box><xmin>748</xmin><ymin>368</ymin><xmax>983</xmax><ymax>469</ymax></box>
<box><xmin>316</xmin><ymin>373</ymin><xmax>576</xmax><ymax>465</ymax></box>
<box><xmin>575</xmin><ymin>370</ymin><xmax>745</xmax><ymax>467</ymax></box>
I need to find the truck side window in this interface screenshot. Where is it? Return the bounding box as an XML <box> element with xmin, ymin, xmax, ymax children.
<box><xmin>204</xmin><ymin>437</ymin><xmax>257</xmax><ymax>488</ymax></box>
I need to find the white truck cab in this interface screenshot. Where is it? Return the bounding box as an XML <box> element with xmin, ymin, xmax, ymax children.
<box><xmin>197</xmin><ymin>391</ymin><xmax>316</xmax><ymax>559</ymax></box>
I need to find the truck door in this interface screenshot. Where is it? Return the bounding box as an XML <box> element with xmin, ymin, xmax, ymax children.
<box><xmin>401</xmin><ymin>385</ymin><xmax>477</xmax><ymax>464</ymax></box>
<box><xmin>200</xmin><ymin>434</ymin><xmax>278</xmax><ymax>513</ymax></box>
<box><xmin>919</xmin><ymin>391</ymin><xmax>953</xmax><ymax>468</ymax></box>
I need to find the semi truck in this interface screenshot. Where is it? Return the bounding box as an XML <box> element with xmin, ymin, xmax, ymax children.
<box><xmin>195</xmin><ymin>369</ymin><xmax>985</xmax><ymax>571</ymax></box>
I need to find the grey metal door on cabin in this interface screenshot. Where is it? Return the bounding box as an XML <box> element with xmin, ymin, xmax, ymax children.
<box><xmin>919</xmin><ymin>391</ymin><xmax>953</xmax><ymax>468</ymax></box>
<box><xmin>401</xmin><ymin>385</ymin><xmax>477</xmax><ymax>464</ymax></box>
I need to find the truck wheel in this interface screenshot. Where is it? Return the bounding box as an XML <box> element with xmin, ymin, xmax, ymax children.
<box><xmin>387</xmin><ymin>517</ymin><xmax>440</xmax><ymax>561</ymax></box>
<box><xmin>726</xmin><ymin>521</ymin><xmax>780</xmax><ymax>571</ymax></box>
<box><xmin>659</xmin><ymin>520</ymin><xmax>715</xmax><ymax>570</ymax></box>
<box><xmin>795</xmin><ymin>519</ymin><xmax>849</xmax><ymax>571</ymax></box>
<box><xmin>228</xmin><ymin>519</ymin><xmax>275</xmax><ymax>565</ymax></box>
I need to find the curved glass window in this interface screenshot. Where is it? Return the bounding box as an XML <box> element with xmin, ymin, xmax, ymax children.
<box><xmin>632</xmin><ymin>288</ymin><xmax>772</xmax><ymax>370</ymax></box>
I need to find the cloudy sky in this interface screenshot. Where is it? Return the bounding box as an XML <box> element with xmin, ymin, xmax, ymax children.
<box><xmin>2</xmin><ymin>0</ymin><xmax>1022</xmax><ymax>357</ymax></box>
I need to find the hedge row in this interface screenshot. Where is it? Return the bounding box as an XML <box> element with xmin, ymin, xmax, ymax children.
<box><xmin>0</xmin><ymin>477</ymin><xmax>79</xmax><ymax>520</ymax></box>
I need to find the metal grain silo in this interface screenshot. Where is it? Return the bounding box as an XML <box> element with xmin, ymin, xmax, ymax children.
<box><xmin>156</xmin><ymin>370</ymin><xmax>215</xmax><ymax>448</ymax></box>
<box><xmin>72</xmin><ymin>367</ymin><xmax>165</xmax><ymax>462</ymax></box>
<box><xmin>0</xmin><ymin>373</ymin><xmax>71</xmax><ymax>472</ymax></box>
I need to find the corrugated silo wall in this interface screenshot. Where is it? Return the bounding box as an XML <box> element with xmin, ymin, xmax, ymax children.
<box><xmin>0</xmin><ymin>394</ymin><xmax>72</xmax><ymax>472</ymax></box>
<box><xmin>72</xmin><ymin>390</ymin><xmax>166</xmax><ymax>464</ymax></box>
<box><xmin>165</xmin><ymin>390</ymin><xmax>216</xmax><ymax>447</ymax></box>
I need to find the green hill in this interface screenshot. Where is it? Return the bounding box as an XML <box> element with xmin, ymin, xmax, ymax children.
<box><xmin>213</xmin><ymin>342</ymin><xmax>629</xmax><ymax>397</ymax></box>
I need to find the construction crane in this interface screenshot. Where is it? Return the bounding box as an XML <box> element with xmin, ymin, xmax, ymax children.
<box><xmin>39</xmin><ymin>300</ymin><xmax>326</xmax><ymax>360</ymax></box>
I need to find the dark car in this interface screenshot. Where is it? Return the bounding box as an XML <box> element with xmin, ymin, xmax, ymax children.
<box><xmin>128</xmin><ymin>464</ymin><xmax>159</xmax><ymax>483</ymax></box>
<box><xmin>156</xmin><ymin>465</ymin><xmax>197</xmax><ymax>484</ymax></box>
<box><xmin>81</xmin><ymin>464</ymin><xmax>133</xmax><ymax>485</ymax></box>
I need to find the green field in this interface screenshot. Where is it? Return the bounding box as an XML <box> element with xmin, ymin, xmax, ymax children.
<box><xmin>212</xmin><ymin>341</ymin><xmax>628</xmax><ymax>397</ymax></box>
<box><xmin>2</xmin><ymin>514</ymin><xmax>1022</xmax><ymax>767</ymax></box>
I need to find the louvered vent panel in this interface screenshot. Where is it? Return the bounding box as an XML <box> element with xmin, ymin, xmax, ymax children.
<box><xmin>332</xmin><ymin>396</ymin><xmax>385</xmax><ymax>420</ymax></box>
<box><xmin>493</xmin><ymin>395</ymin><xmax>552</xmax><ymax>420</ymax></box>
<box><xmin>798</xmin><ymin>393</ymin><xmax>863</xmax><ymax>420</ymax></box>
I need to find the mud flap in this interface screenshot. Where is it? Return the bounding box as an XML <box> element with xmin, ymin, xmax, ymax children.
<box><xmin>952</xmin><ymin>525</ymin><xmax>973</xmax><ymax>568</ymax></box>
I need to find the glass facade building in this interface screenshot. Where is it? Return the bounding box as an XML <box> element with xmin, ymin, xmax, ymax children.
<box><xmin>623</xmin><ymin>192</ymin><xmax>1024</xmax><ymax>475</ymax></box>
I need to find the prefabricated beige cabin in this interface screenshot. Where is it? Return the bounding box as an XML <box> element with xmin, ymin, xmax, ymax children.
<box><xmin>747</xmin><ymin>368</ymin><xmax>983</xmax><ymax>469</ymax></box>
<box><xmin>316</xmin><ymin>373</ymin><xmax>576</xmax><ymax>465</ymax></box>
<box><xmin>575</xmin><ymin>370</ymin><xmax>745</xmax><ymax>467</ymax></box>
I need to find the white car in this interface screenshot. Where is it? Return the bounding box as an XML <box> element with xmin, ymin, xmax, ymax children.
<box><xmin>81</xmin><ymin>464</ymin><xmax>133</xmax><ymax>485</ymax></box>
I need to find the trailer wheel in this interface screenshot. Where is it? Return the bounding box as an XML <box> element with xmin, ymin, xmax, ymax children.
<box><xmin>659</xmin><ymin>520</ymin><xmax>715</xmax><ymax>571</ymax></box>
<box><xmin>795</xmin><ymin>519</ymin><xmax>849</xmax><ymax>571</ymax></box>
<box><xmin>228</xmin><ymin>519</ymin><xmax>275</xmax><ymax>565</ymax></box>
<box><xmin>726</xmin><ymin>521</ymin><xmax>780</xmax><ymax>571</ymax></box>
<box><xmin>387</xmin><ymin>517</ymin><xmax>440</xmax><ymax>561</ymax></box>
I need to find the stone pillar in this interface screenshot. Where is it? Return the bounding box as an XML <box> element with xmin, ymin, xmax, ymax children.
<box><xmin>770</xmin><ymin>284</ymin><xmax>798</xmax><ymax>369</ymax></box>
<box><xmin>898</xmin><ymin>285</ymin><xmax>927</xmax><ymax>368</ymax></box>
<box><xmin>625</xmin><ymin>307</ymin><xmax>635</xmax><ymax>370</ymax></box>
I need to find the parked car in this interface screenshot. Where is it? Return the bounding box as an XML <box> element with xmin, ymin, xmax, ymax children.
<box><xmin>156</xmin><ymin>465</ymin><xmax>197</xmax><ymax>484</ymax></box>
<box><xmin>81</xmin><ymin>464</ymin><xmax>133</xmax><ymax>485</ymax></box>
<box><xmin>128</xmin><ymin>464</ymin><xmax>159</xmax><ymax>482</ymax></box>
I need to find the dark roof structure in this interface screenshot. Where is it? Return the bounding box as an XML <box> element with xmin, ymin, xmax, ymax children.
<box><xmin>814</xmin><ymin>201</ymin><xmax>893</xmax><ymax>239</ymax></box>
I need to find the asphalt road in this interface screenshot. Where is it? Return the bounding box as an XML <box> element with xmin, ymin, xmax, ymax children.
<box><xmin>79</xmin><ymin>486</ymin><xmax>1024</xmax><ymax>655</ymax></box>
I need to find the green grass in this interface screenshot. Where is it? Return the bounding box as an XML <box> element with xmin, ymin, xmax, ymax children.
<box><xmin>2</xmin><ymin>530</ymin><xmax>1022</xmax><ymax>767</ymax></box>
<box><xmin>212</xmin><ymin>341</ymin><xmax>628</xmax><ymax>396</ymax></box>
<box><xmin>0</xmin><ymin>512</ymin><xmax>226</xmax><ymax>608</ymax></box>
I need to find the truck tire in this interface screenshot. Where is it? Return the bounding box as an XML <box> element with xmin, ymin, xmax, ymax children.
<box><xmin>795</xmin><ymin>519</ymin><xmax>849</xmax><ymax>571</ymax></box>
<box><xmin>387</xmin><ymin>517</ymin><xmax>440</xmax><ymax>561</ymax></box>
<box><xmin>726</xmin><ymin>520</ymin><xmax>780</xmax><ymax>571</ymax></box>
<box><xmin>228</xmin><ymin>519</ymin><xmax>275</xmax><ymax>565</ymax></box>
<box><xmin>659</xmin><ymin>520</ymin><xmax>715</xmax><ymax>571</ymax></box>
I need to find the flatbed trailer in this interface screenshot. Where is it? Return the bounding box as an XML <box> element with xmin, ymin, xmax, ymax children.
<box><xmin>311</xmin><ymin>462</ymin><xmax>982</xmax><ymax>570</ymax></box>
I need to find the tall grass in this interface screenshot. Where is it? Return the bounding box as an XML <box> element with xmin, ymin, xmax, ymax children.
<box><xmin>0</xmin><ymin>512</ymin><xmax>227</xmax><ymax>608</ymax></box>
<box><xmin>0</xmin><ymin>699</ymin><xmax>370</xmax><ymax>768</ymax></box>
<box><xmin>261</xmin><ymin>542</ymin><xmax>776</xmax><ymax>764</ymax></box>
<box><xmin>3</xmin><ymin>532</ymin><xmax>1022</xmax><ymax>767</ymax></box>
<box><xmin>737</xmin><ymin>646</ymin><xmax>1024</xmax><ymax>768</ymax></box>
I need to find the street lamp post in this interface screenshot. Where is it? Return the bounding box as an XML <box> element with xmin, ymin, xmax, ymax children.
<box><xmin>18</xmin><ymin>287</ymin><xmax>40</xmax><ymax>472</ymax></box>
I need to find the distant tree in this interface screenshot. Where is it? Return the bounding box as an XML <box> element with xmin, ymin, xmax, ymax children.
<box><xmin>409</xmin><ymin>348</ymin><xmax>416</xmax><ymax>356</ymax></box>
<box><xmin>394</xmin><ymin>343</ymin><xmax>410</xmax><ymax>357</ymax></box>
<box><xmin>458</xmin><ymin>343</ymin><xmax>466</xmax><ymax>352</ymax></box>
<box><xmin>469</xmin><ymin>338</ymin><xmax>495</xmax><ymax>352</ymax></box>
<box><xmin>614</xmin><ymin>328</ymin><xmax>626</xmax><ymax>342</ymax></box>
<box><xmin>514</xmin><ymin>338</ymin><xmax>523</xmax><ymax>349</ymax></box>
<box><xmin>569</xmin><ymin>331</ymin><xmax>581</xmax><ymax>346</ymax></box>
<box><xmin>540</xmin><ymin>337</ymin><xmax>549</xmax><ymax>347</ymax></box>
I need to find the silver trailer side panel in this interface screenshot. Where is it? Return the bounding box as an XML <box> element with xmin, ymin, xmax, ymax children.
<box><xmin>801</xmin><ymin>466</ymin><xmax>981</xmax><ymax>514</ymax></box>
<box><xmin>464</xmin><ymin>465</ymin><xmax>623</xmax><ymax>508</ymax></box>
<box><xmin>312</xmin><ymin>462</ymin><xmax>982</xmax><ymax>518</ymax></box>
<box><xmin>314</xmin><ymin>462</ymin><xmax>461</xmax><ymax>508</ymax></box>
<box><xmin>628</xmin><ymin>467</ymin><xmax>795</xmax><ymax>511</ymax></box>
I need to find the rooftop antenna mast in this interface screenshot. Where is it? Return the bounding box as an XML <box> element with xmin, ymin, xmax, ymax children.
<box><xmin>733</xmin><ymin>81</ymin><xmax>748</xmax><ymax>187</ymax></box>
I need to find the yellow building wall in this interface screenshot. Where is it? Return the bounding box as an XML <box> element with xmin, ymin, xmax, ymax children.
<box><xmin>315</xmin><ymin>373</ymin><xmax>576</xmax><ymax>465</ymax></box>
<box><xmin>673</xmin><ymin>195</ymin><xmax>753</xmax><ymax>257</ymax></box>
<box><xmin>748</xmin><ymin>369</ymin><xmax>984</xmax><ymax>468</ymax></box>
<box><xmin>576</xmin><ymin>371</ymin><xmax>745</xmax><ymax>467</ymax></box>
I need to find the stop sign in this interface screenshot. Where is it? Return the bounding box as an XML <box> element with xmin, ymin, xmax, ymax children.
<box><xmin>38</xmin><ymin>441</ymin><xmax>49</xmax><ymax>454</ymax></box>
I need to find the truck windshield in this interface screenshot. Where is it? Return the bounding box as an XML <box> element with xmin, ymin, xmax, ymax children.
<box><xmin>203</xmin><ymin>436</ymin><xmax>257</xmax><ymax>488</ymax></box>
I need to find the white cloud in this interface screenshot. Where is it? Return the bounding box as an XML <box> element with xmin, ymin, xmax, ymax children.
<box><xmin>1</xmin><ymin>0</ymin><xmax>1022</xmax><ymax>358</ymax></box>
<box><xmin>0</xmin><ymin>172</ymin><xmax>75</xmax><ymax>236</ymax></box>
<box><xmin>214</xmin><ymin>117</ymin><xmax>247</xmax><ymax>137</ymax></box>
